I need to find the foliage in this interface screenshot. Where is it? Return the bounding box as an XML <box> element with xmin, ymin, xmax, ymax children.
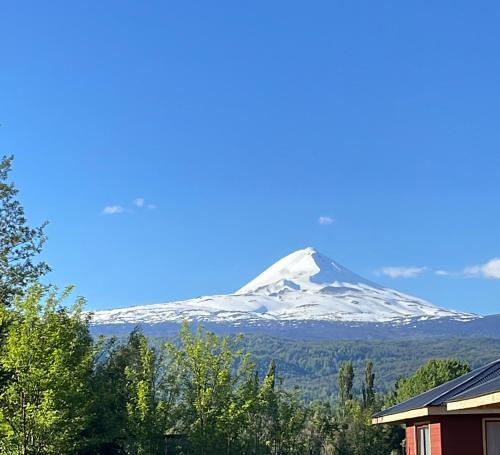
<box><xmin>391</xmin><ymin>358</ymin><xmax>471</xmax><ymax>404</ymax></box>
<box><xmin>0</xmin><ymin>156</ymin><xmax>49</xmax><ymax>306</ymax></box>
<box><xmin>237</xmin><ymin>334</ymin><xmax>500</xmax><ymax>401</ymax></box>
<box><xmin>123</xmin><ymin>330</ymin><xmax>172</xmax><ymax>454</ymax></box>
<box><xmin>166</xmin><ymin>323</ymin><xmax>309</xmax><ymax>454</ymax></box>
<box><xmin>0</xmin><ymin>155</ymin><xmax>50</xmax><ymax>393</ymax></box>
<box><xmin>0</xmin><ymin>290</ymin><xmax>479</xmax><ymax>454</ymax></box>
<box><xmin>0</xmin><ymin>285</ymin><xmax>94</xmax><ymax>454</ymax></box>
<box><xmin>337</xmin><ymin>362</ymin><xmax>354</xmax><ymax>405</ymax></box>
<box><xmin>362</xmin><ymin>361</ymin><xmax>375</xmax><ymax>408</ymax></box>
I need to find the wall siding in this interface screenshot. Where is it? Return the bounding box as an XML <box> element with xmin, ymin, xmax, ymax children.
<box><xmin>405</xmin><ymin>414</ymin><xmax>500</xmax><ymax>455</ymax></box>
<box><xmin>405</xmin><ymin>422</ymin><xmax>441</xmax><ymax>455</ymax></box>
<box><xmin>440</xmin><ymin>415</ymin><xmax>485</xmax><ymax>455</ymax></box>
<box><xmin>406</xmin><ymin>426</ymin><xmax>416</xmax><ymax>455</ymax></box>
<box><xmin>430</xmin><ymin>422</ymin><xmax>442</xmax><ymax>455</ymax></box>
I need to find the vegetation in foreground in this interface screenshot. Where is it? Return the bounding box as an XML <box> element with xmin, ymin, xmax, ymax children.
<box><xmin>0</xmin><ymin>286</ymin><xmax>472</xmax><ymax>454</ymax></box>
<box><xmin>0</xmin><ymin>156</ymin><xmax>476</xmax><ymax>453</ymax></box>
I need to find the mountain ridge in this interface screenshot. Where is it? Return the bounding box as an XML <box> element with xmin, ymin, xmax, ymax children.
<box><xmin>91</xmin><ymin>247</ymin><xmax>475</xmax><ymax>327</ymax></box>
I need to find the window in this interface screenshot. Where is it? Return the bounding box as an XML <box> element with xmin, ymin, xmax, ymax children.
<box><xmin>416</xmin><ymin>425</ymin><xmax>431</xmax><ymax>455</ymax></box>
<box><xmin>485</xmin><ymin>420</ymin><xmax>500</xmax><ymax>455</ymax></box>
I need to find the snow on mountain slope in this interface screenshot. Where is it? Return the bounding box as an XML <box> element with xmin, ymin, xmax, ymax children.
<box><xmin>236</xmin><ymin>247</ymin><xmax>377</xmax><ymax>294</ymax></box>
<box><xmin>91</xmin><ymin>248</ymin><xmax>476</xmax><ymax>325</ymax></box>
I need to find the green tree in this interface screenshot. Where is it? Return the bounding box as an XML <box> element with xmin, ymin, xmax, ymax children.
<box><xmin>337</xmin><ymin>361</ymin><xmax>354</xmax><ymax>405</ymax></box>
<box><xmin>81</xmin><ymin>329</ymin><xmax>178</xmax><ymax>455</ymax></box>
<box><xmin>80</xmin><ymin>336</ymin><xmax>130</xmax><ymax>454</ymax></box>
<box><xmin>393</xmin><ymin>358</ymin><xmax>471</xmax><ymax>403</ymax></box>
<box><xmin>303</xmin><ymin>401</ymin><xmax>335</xmax><ymax>455</ymax></box>
<box><xmin>0</xmin><ymin>156</ymin><xmax>49</xmax><ymax>306</ymax></box>
<box><xmin>124</xmin><ymin>330</ymin><xmax>171</xmax><ymax>455</ymax></box>
<box><xmin>362</xmin><ymin>361</ymin><xmax>375</xmax><ymax>409</ymax></box>
<box><xmin>259</xmin><ymin>360</ymin><xmax>280</xmax><ymax>454</ymax></box>
<box><xmin>0</xmin><ymin>285</ymin><xmax>94</xmax><ymax>454</ymax></box>
<box><xmin>274</xmin><ymin>387</ymin><xmax>308</xmax><ymax>455</ymax></box>
<box><xmin>168</xmin><ymin>323</ymin><xmax>258</xmax><ymax>454</ymax></box>
<box><xmin>322</xmin><ymin>359</ymin><xmax>405</xmax><ymax>455</ymax></box>
<box><xmin>377</xmin><ymin>358</ymin><xmax>471</xmax><ymax>455</ymax></box>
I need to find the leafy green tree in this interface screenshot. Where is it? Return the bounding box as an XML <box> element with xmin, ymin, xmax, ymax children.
<box><xmin>0</xmin><ymin>156</ymin><xmax>49</xmax><ymax>306</ymax></box>
<box><xmin>81</xmin><ymin>329</ymin><xmax>178</xmax><ymax>455</ymax></box>
<box><xmin>259</xmin><ymin>359</ymin><xmax>279</xmax><ymax>453</ymax></box>
<box><xmin>0</xmin><ymin>156</ymin><xmax>50</xmax><ymax>392</ymax></box>
<box><xmin>79</xmin><ymin>336</ymin><xmax>130</xmax><ymax>454</ymax></box>
<box><xmin>362</xmin><ymin>361</ymin><xmax>375</xmax><ymax>409</ymax></box>
<box><xmin>393</xmin><ymin>358</ymin><xmax>471</xmax><ymax>403</ymax></box>
<box><xmin>124</xmin><ymin>330</ymin><xmax>171</xmax><ymax>455</ymax></box>
<box><xmin>317</xmin><ymin>359</ymin><xmax>405</xmax><ymax>455</ymax></box>
<box><xmin>274</xmin><ymin>387</ymin><xmax>308</xmax><ymax>455</ymax></box>
<box><xmin>250</xmin><ymin>359</ymin><xmax>309</xmax><ymax>455</ymax></box>
<box><xmin>0</xmin><ymin>285</ymin><xmax>94</xmax><ymax>454</ymax></box>
<box><xmin>376</xmin><ymin>358</ymin><xmax>471</xmax><ymax>455</ymax></box>
<box><xmin>303</xmin><ymin>401</ymin><xmax>335</xmax><ymax>455</ymax></box>
<box><xmin>168</xmin><ymin>323</ymin><xmax>258</xmax><ymax>455</ymax></box>
<box><xmin>337</xmin><ymin>361</ymin><xmax>354</xmax><ymax>405</ymax></box>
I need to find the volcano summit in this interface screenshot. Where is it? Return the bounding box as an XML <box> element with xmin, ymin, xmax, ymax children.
<box><xmin>91</xmin><ymin>248</ymin><xmax>474</xmax><ymax>327</ymax></box>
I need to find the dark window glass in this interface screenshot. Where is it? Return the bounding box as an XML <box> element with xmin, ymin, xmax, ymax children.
<box><xmin>486</xmin><ymin>421</ymin><xmax>500</xmax><ymax>455</ymax></box>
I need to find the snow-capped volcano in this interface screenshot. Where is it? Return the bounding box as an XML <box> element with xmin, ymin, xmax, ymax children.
<box><xmin>91</xmin><ymin>247</ymin><xmax>475</xmax><ymax>326</ymax></box>
<box><xmin>236</xmin><ymin>247</ymin><xmax>377</xmax><ymax>295</ymax></box>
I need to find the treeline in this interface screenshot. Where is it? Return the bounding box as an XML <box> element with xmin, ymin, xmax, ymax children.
<box><xmin>0</xmin><ymin>286</ymin><xmax>473</xmax><ymax>454</ymax></box>
<box><xmin>238</xmin><ymin>334</ymin><xmax>500</xmax><ymax>401</ymax></box>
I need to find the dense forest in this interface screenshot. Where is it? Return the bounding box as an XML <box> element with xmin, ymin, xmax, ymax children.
<box><xmin>0</xmin><ymin>156</ymin><xmax>483</xmax><ymax>453</ymax></box>
<box><xmin>237</xmin><ymin>335</ymin><xmax>500</xmax><ymax>401</ymax></box>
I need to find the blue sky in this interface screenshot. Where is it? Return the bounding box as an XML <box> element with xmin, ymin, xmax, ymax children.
<box><xmin>1</xmin><ymin>1</ymin><xmax>500</xmax><ymax>314</ymax></box>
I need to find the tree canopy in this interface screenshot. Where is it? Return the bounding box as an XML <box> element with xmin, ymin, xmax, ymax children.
<box><xmin>0</xmin><ymin>156</ymin><xmax>49</xmax><ymax>306</ymax></box>
<box><xmin>0</xmin><ymin>286</ymin><xmax>94</xmax><ymax>454</ymax></box>
<box><xmin>393</xmin><ymin>358</ymin><xmax>471</xmax><ymax>403</ymax></box>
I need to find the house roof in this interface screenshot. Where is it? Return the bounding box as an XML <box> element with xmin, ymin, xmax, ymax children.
<box><xmin>373</xmin><ymin>359</ymin><xmax>500</xmax><ymax>422</ymax></box>
<box><xmin>448</xmin><ymin>375</ymin><xmax>500</xmax><ymax>402</ymax></box>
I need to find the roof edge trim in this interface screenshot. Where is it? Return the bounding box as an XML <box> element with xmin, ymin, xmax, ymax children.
<box><xmin>372</xmin><ymin>406</ymin><xmax>448</xmax><ymax>425</ymax></box>
<box><xmin>447</xmin><ymin>392</ymin><xmax>500</xmax><ymax>411</ymax></box>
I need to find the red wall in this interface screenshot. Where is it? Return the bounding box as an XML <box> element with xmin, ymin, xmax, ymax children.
<box><xmin>430</xmin><ymin>422</ymin><xmax>442</xmax><ymax>455</ymax></box>
<box><xmin>405</xmin><ymin>421</ymin><xmax>441</xmax><ymax>455</ymax></box>
<box><xmin>440</xmin><ymin>415</ymin><xmax>484</xmax><ymax>455</ymax></box>
<box><xmin>406</xmin><ymin>426</ymin><xmax>416</xmax><ymax>455</ymax></box>
<box><xmin>405</xmin><ymin>414</ymin><xmax>499</xmax><ymax>455</ymax></box>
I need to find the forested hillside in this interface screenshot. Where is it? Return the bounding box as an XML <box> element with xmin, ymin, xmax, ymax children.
<box><xmin>237</xmin><ymin>335</ymin><xmax>500</xmax><ymax>401</ymax></box>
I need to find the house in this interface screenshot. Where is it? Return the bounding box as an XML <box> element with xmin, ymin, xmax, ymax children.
<box><xmin>372</xmin><ymin>359</ymin><xmax>500</xmax><ymax>455</ymax></box>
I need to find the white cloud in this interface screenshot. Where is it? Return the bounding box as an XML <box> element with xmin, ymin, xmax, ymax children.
<box><xmin>134</xmin><ymin>197</ymin><xmax>145</xmax><ymax>207</ymax></box>
<box><xmin>463</xmin><ymin>258</ymin><xmax>500</xmax><ymax>279</ymax></box>
<box><xmin>374</xmin><ymin>259</ymin><xmax>500</xmax><ymax>280</ymax></box>
<box><xmin>376</xmin><ymin>266</ymin><xmax>427</xmax><ymax>278</ymax></box>
<box><xmin>435</xmin><ymin>270</ymin><xmax>451</xmax><ymax>276</ymax></box>
<box><xmin>134</xmin><ymin>197</ymin><xmax>156</xmax><ymax>210</ymax></box>
<box><xmin>102</xmin><ymin>198</ymin><xmax>156</xmax><ymax>215</ymax></box>
<box><xmin>318</xmin><ymin>216</ymin><xmax>334</xmax><ymax>225</ymax></box>
<box><xmin>102</xmin><ymin>205</ymin><xmax>124</xmax><ymax>215</ymax></box>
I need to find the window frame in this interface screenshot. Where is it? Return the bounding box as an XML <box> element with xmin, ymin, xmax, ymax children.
<box><xmin>415</xmin><ymin>423</ymin><xmax>432</xmax><ymax>455</ymax></box>
<box><xmin>483</xmin><ymin>418</ymin><xmax>500</xmax><ymax>455</ymax></box>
